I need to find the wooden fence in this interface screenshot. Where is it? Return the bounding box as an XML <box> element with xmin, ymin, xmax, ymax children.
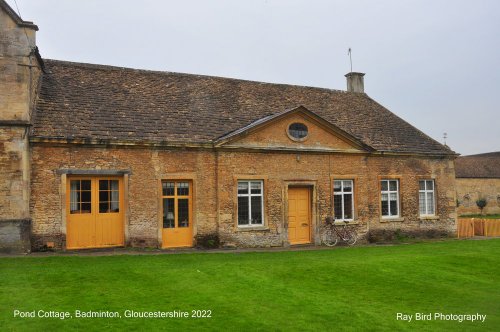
<box><xmin>457</xmin><ymin>218</ymin><xmax>500</xmax><ymax>238</ymax></box>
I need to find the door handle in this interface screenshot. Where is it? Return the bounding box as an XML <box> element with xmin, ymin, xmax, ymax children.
<box><xmin>301</xmin><ymin>223</ymin><xmax>308</xmax><ymax>227</ymax></box>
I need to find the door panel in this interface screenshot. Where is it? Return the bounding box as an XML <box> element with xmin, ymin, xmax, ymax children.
<box><xmin>67</xmin><ymin>178</ymin><xmax>94</xmax><ymax>249</ymax></box>
<box><xmin>96</xmin><ymin>179</ymin><xmax>123</xmax><ymax>246</ymax></box>
<box><xmin>66</xmin><ymin>177</ymin><xmax>124</xmax><ymax>249</ymax></box>
<box><xmin>288</xmin><ymin>187</ymin><xmax>311</xmax><ymax>244</ymax></box>
<box><xmin>162</xmin><ymin>181</ymin><xmax>193</xmax><ymax>248</ymax></box>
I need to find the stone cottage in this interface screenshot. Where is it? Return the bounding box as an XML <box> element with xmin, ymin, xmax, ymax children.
<box><xmin>455</xmin><ymin>152</ymin><xmax>500</xmax><ymax>215</ymax></box>
<box><xmin>0</xmin><ymin>0</ymin><xmax>457</xmax><ymax>252</ymax></box>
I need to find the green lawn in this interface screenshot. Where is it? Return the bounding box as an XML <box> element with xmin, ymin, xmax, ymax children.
<box><xmin>1</xmin><ymin>240</ymin><xmax>499</xmax><ymax>331</ymax></box>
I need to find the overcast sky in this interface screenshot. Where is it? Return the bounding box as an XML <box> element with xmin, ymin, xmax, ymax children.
<box><xmin>10</xmin><ymin>0</ymin><xmax>500</xmax><ymax>155</ymax></box>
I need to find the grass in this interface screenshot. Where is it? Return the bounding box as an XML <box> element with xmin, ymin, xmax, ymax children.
<box><xmin>459</xmin><ymin>214</ymin><xmax>500</xmax><ymax>219</ymax></box>
<box><xmin>1</xmin><ymin>239</ymin><xmax>499</xmax><ymax>331</ymax></box>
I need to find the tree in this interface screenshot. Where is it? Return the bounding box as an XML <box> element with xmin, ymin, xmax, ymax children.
<box><xmin>476</xmin><ymin>198</ymin><xmax>487</xmax><ymax>215</ymax></box>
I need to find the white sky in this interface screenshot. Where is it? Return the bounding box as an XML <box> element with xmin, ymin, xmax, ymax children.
<box><xmin>10</xmin><ymin>0</ymin><xmax>500</xmax><ymax>155</ymax></box>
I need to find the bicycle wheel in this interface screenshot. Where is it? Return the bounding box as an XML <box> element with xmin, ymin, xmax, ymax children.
<box><xmin>322</xmin><ymin>228</ymin><xmax>338</xmax><ymax>247</ymax></box>
<box><xmin>345</xmin><ymin>229</ymin><xmax>358</xmax><ymax>246</ymax></box>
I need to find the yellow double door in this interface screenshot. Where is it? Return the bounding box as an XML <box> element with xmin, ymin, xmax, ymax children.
<box><xmin>66</xmin><ymin>177</ymin><xmax>124</xmax><ymax>249</ymax></box>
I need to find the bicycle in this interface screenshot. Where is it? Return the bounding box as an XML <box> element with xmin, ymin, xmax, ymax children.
<box><xmin>322</xmin><ymin>217</ymin><xmax>358</xmax><ymax>246</ymax></box>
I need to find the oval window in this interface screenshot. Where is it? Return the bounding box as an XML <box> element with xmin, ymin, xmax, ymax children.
<box><xmin>288</xmin><ymin>123</ymin><xmax>308</xmax><ymax>140</ymax></box>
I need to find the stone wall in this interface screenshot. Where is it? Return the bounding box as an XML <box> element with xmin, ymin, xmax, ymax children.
<box><xmin>456</xmin><ymin>178</ymin><xmax>500</xmax><ymax>215</ymax></box>
<box><xmin>30</xmin><ymin>145</ymin><xmax>217</xmax><ymax>249</ymax></box>
<box><xmin>0</xmin><ymin>8</ymin><xmax>39</xmax><ymax>122</ymax></box>
<box><xmin>217</xmin><ymin>152</ymin><xmax>457</xmax><ymax>247</ymax></box>
<box><xmin>0</xmin><ymin>6</ymin><xmax>41</xmax><ymax>253</ymax></box>
<box><xmin>30</xmin><ymin>144</ymin><xmax>457</xmax><ymax>250</ymax></box>
<box><xmin>0</xmin><ymin>219</ymin><xmax>30</xmax><ymax>253</ymax></box>
<box><xmin>0</xmin><ymin>127</ymin><xmax>30</xmax><ymax>218</ymax></box>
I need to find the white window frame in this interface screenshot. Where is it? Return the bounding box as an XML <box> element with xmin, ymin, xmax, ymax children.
<box><xmin>419</xmin><ymin>180</ymin><xmax>436</xmax><ymax>216</ymax></box>
<box><xmin>381</xmin><ymin>179</ymin><xmax>400</xmax><ymax>218</ymax></box>
<box><xmin>237</xmin><ymin>180</ymin><xmax>264</xmax><ymax>227</ymax></box>
<box><xmin>333</xmin><ymin>180</ymin><xmax>354</xmax><ymax>221</ymax></box>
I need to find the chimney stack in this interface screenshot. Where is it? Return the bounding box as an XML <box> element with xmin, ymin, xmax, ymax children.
<box><xmin>345</xmin><ymin>72</ymin><xmax>365</xmax><ymax>93</ymax></box>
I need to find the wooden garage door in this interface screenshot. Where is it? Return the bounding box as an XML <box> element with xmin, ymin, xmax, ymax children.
<box><xmin>66</xmin><ymin>177</ymin><xmax>124</xmax><ymax>249</ymax></box>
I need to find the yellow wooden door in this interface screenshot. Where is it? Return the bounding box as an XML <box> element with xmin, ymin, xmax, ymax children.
<box><xmin>288</xmin><ymin>187</ymin><xmax>311</xmax><ymax>244</ymax></box>
<box><xmin>95</xmin><ymin>179</ymin><xmax>124</xmax><ymax>247</ymax></box>
<box><xmin>66</xmin><ymin>178</ymin><xmax>94</xmax><ymax>249</ymax></box>
<box><xmin>66</xmin><ymin>177</ymin><xmax>124</xmax><ymax>249</ymax></box>
<box><xmin>161</xmin><ymin>181</ymin><xmax>193</xmax><ymax>248</ymax></box>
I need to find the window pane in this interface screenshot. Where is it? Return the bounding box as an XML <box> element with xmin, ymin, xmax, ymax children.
<box><xmin>99</xmin><ymin>180</ymin><xmax>109</xmax><ymax>191</ymax></box>
<box><xmin>390</xmin><ymin>200</ymin><xmax>398</xmax><ymax>216</ymax></box>
<box><xmin>99</xmin><ymin>190</ymin><xmax>109</xmax><ymax>203</ymax></box>
<box><xmin>289</xmin><ymin>123</ymin><xmax>308</xmax><ymax>139</ymax></box>
<box><xmin>81</xmin><ymin>191</ymin><xmax>91</xmax><ymax>203</ymax></box>
<box><xmin>71</xmin><ymin>180</ymin><xmax>80</xmax><ymax>191</ymax></box>
<box><xmin>81</xmin><ymin>203</ymin><xmax>91</xmax><ymax>214</ymax></box>
<box><xmin>381</xmin><ymin>193</ymin><xmax>388</xmax><ymax>202</ymax></box>
<box><xmin>389</xmin><ymin>180</ymin><xmax>397</xmax><ymax>191</ymax></box>
<box><xmin>111</xmin><ymin>190</ymin><xmax>119</xmax><ymax>202</ymax></box>
<box><xmin>110</xmin><ymin>201</ymin><xmax>119</xmax><ymax>213</ymax></box>
<box><xmin>333</xmin><ymin>180</ymin><xmax>342</xmax><ymax>192</ymax></box>
<box><xmin>334</xmin><ymin>195</ymin><xmax>343</xmax><ymax>219</ymax></box>
<box><xmin>81</xmin><ymin>180</ymin><xmax>91</xmax><ymax>191</ymax></box>
<box><xmin>419</xmin><ymin>192</ymin><xmax>426</xmax><ymax>215</ymax></box>
<box><xmin>427</xmin><ymin>192</ymin><xmax>435</xmax><ymax>214</ymax></box>
<box><xmin>427</xmin><ymin>180</ymin><xmax>434</xmax><ymax>190</ymax></box>
<box><xmin>250</xmin><ymin>196</ymin><xmax>262</xmax><ymax>224</ymax></box>
<box><xmin>419</xmin><ymin>180</ymin><xmax>425</xmax><ymax>191</ymax></box>
<box><xmin>163</xmin><ymin>198</ymin><xmax>175</xmax><ymax>228</ymax></box>
<box><xmin>70</xmin><ymin>181</ymin><xmax>79</xmax><ymax>213</ymax></box>
<box><xmin>99</xmin><ymin>202</ymin><xmax>109</xmax><ymax>213</ymax></box>
<box><xmin>381</xmin><ymin>200</ymin><xmax>389</xmax><ymax>216</ymax></box>
<box><xmin>177</xmin><ymin>182</ymin><xmax>189</xmax><ymax>196</ymax></box>
<box><xmin>238</xmin><ymin>196</ymin><xmax>249</xmax><ymax>225</ymax></box>
<box><xmin>390</xmin><ymin>193</ymin><xmax>397</xmax><ymax>201</ymax></box>
<box><xmin>162</xmin><ymin>182</ymin><xmax>175</xmax><ymax>196</ymax></box>
<box><xmin>381</xmin><ymin>181</ymin><xmax>388</xmax><ymax>191</ymax></box>
<box><xmin>344</xmin><ymin>194</ymin><xmax>353</xmax><ymax>219</ymax></box>
<box><xmin>178</xmin><ymin>199</ymin><xmax>189</xmax><ymax>227</ymax></box>
<box><xmin>70</xmin><ymin>202</ymin><xmax>81</xmax><ymax>214</ymax></box>
<box><xmin>250</xmin><ymin>181</ymin><xmax>262</xmax><ymax>194</ymax></box>
<box><xmin>238</xmin><ymin>182</ymin><xmax>249</xmax><ymax>195</ymax></box>
<box><xmin>343</xmin><ymin>180</ymin><xmax>352</xmax><ymax>192</ymax></box>
<box><xmin>110</xmin><ymin>180</ymin><xmax>119</xmax><ymax>191</ymax></box>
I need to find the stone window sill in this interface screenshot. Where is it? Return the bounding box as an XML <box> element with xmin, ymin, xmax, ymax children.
<box><xmin>380</xmin><ymin>217</ymin><xmax>405</xmax><ymax>223</ymax></box>
<box><xmin>419</xmin><ymin>216</ymin><xmax>440</xmax><ymax>221</ymax></box>
<box><xmin>236</xmin><ymin>226</ymin><xmax>270</xmax><ymax>232</ymax></box>
<box><xmin>333</xmin><ymin>220</ymin><xmax>360</xmax><ymax>225</ymax></box>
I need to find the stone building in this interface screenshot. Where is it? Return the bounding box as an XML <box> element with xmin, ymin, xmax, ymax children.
<box><xmin>0</xmin><ymin>0</ymin><xmax>42</xmax><ymax>252</ymax></box>
<box><xmin>455</xmin><ymin>152</ymin><xmax>500</xmax><ymax>215</ymax></box>
<box><xmin>0</xmin><ymin>0</ymin><xmax>457</xmax><ymax>252</ymax></box>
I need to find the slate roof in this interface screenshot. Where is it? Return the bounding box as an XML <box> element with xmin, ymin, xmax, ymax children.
<box><xmin>455</xmin><ymin>152</ymin><xmax>500</xmax><ymax>178</ymax></box>
<box><xmin>33</xmin><ymin>59</ymin><xmax>454</xmax><ymax>155</ymax></box>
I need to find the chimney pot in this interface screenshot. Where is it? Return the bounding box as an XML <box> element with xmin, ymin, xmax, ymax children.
<box><xmin>345</xmin><ymin>72</ymin><xmax>365</xmax><ymax>93</ymax></box>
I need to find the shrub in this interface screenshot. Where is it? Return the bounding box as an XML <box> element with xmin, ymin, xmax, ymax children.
<box><xmin>195</xmin><ymin>233</ymin><xmax>220</xmax><ymax>249</ymax></box>
<box><xmin>367</xmin><ymin>229</ymin><xmax>450</xmax><ymax>244</ymax></box>
<box><xmin>476</xmin><ymin>198</ymin><xmax>487</xmax><ymax>215</ymax></box>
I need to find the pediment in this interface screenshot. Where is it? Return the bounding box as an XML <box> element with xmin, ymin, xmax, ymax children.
<box><xmin>216</xmin><ymin>106</ymin><xmax>373</xmax><ymax>153</ymax></box>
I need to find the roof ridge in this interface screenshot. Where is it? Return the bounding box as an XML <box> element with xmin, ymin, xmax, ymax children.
<box><xmin>43</xmin><ymin>58</ymin><xmax>349</xmax><ymax>94</ymax></box>
<box><xmin>459</xmin><ymin>151</ymin><xmax>500</xmax><ymax>158</ymax></box>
